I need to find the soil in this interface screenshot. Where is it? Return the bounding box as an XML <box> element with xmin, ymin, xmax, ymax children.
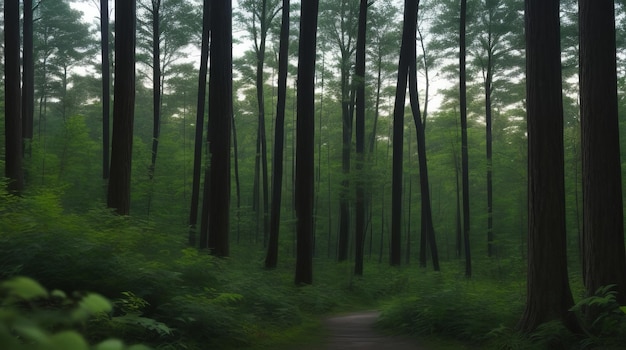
<box><xmin>320</xmin><ymin>311</ymin><xmax>425</xmax><ymax>349</ymax></box>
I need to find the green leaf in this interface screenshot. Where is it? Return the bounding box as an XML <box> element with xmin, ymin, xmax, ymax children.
<box><xmin>1</xmin><ymin>277</ymin><xmax>48</xmax><ymax>303</ymax></box>
<box><xmin>72</xmin><ymin>294</ymin><xmax>112</xmax><ymax>321</ymax></box>
<box><xmin>44</xmin><ymin>331</ymin><xmax>89</xmax><ymax>350</ymax></box>
<box><xmin>620</xmin><ymin>306</ymin><xmax>626</xmax><ymax>315</ymax></box>
<box><xmin>93</xmin><ymin>339</ymin><xmax>125</xmax><ymax>350</ymax></box>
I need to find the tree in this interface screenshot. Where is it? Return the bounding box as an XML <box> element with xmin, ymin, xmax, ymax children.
<box><xmin>408</xmin><ymin>15</ymin><xmax>440</xmax><ymax>271</ymax></box>
<box><xmin>353</xmin><ymin>0</ymin><xmax>367</xmax><ymax>276</ymax></box>
<box><xmin>205</xmin><ymin>0</ymin><xmax>232</xmax><ymax>257</ymax></box>
<box><xmin>137</xmin><ymin>0</ymin><xmax>199</xmax><ymax>180</ymax></box>
<box><xmin>391</xmin><ymin>0</ymin><xmax>419</xmax><ymax>266</ymax></box>
<box><xmin>295</xmin><ymin>0</ymin><xmax>319</xmax><ymax>285</ymax></box>
<box><xmin>237</xmin><ymin>0</ymin><xmax>282</xmax><ymax>246</ymax></box>
<box><xmin>100</xmin><ymin>0</ymin><xmax>111</xmax><ymax>179</ymax></box>
<box><xmin>518</xmin><ymin>0</ymin><xmax>576</xmax><ymax>332</ymax></box>
<box><xmin>459</xmin><ymin>0</ymin><xmax>471</xmax><ymax>278</ymax></box>
<box><xmin>579</xmin><ymin>0</ymin><xmax>626</xmax><ymax>303</ymax></box>
<box><xmin>188</xmin><ymin>0</ymin><xmax>210</xmax><ymax>246</ymax></box>
<box><xmin>4</xmin><ymin>0</ymin><xmax>24</xmax><ymax>193</ymax></box>
<box><xmin>107</xmin><ymin>0</ymin><xmax>137</xmax><ymax>215</ymax></box>
<box><xmin>318</xmin><ymin>0</ymin><xmax>358</xmax><ymax>261</ymax></box>
<box><xmin>22</xmin><ymin>0</ymin><xmax>35</xmax><ymax>145</ymax></box>
<box><xmin>265</xmin><ymin>0</ymin><xmax>290</xmax><ymax>269</ymax></box>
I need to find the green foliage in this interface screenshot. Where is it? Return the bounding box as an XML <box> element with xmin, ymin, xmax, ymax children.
<box><xmin>377</xmin><ymin>262</ymin><xmax>525</xmax><ymax>345</ymax></box>
<box><xmin>570</xmin><ymin>285</ymin><xmax>626</xmax><ymax>348</ymax></box>
<box><xmin>0</xmin><ymin>276</ymin><xmax>147</xmax><ymax>350</ymax></box>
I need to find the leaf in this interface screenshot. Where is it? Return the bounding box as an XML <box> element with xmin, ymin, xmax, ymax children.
<box><xmin>1</xmin><ymin>277</ymin><xmax>48</xmax><ymax>303</ymax></box>
<box><xmin>44</xmin><ymin>330</ymin><xmax>89</xmax><ymax>350</ymax></box>
<box><xmin>620</xmin><ymin>306</ymin><xmax>626</xmax><ymax>315</ymax></box>
<box><xmin>94</xmin><ymin>339</ymin><xmax>125</xmax><ymax>350</ymax></box>
<box><xmin>71</xmin><ymin>294</ymin><xmax>112</xmax><ymax>321</ymax></box>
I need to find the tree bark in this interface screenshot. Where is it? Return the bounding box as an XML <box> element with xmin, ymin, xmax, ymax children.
<box><xmin>4</xmin><ymin>0</ymin><xmax>24</xmax><ymax>193</ymax></box>
<box><xmin>189</xmin><ymin>0</ymin><xmax>210</xmax><ymax>247</ymax></box>
<box><xmin>265</xmin><ymin>0</ymin><xmax>290</xmax><ymax>269</ymax></box>
<box><xmin>518</xmin><ymin>0</ymin><xmax>577</xmax><ymax>332</ymax></box>
<box><xmin>391</xmin><ymin>0</ymin><xmax>418</xmax><ymax>267</ymax></box>
<box><xmin>22</xmin><ymin>0</ymin><xmax>34</xmax><ymax>143</ymax></box>
<box><xmin>459</xmin><ymin>0</ymin><xmax>472</xmax><ymax>278</ymax></box>
<box><xmin>100</xmin><ymin>0</ymin><xmax>111</xmax><ymax>180</ymax></box>
<box><xmin>206</xmin><ymin>0</ymin><xmax>232</xmax><ymax>257</ymax></box>
<box><xmin>107</xmin><ymin>0</ymin><xmax>136</xmax><ymax>215</ymax></box>
<box><xmin>354</xmin><ymin>0</ymin><xmax>367</xmax><ymax>276</ymax></box>
<box><xmin>579</xmin><ymin>0</ymin><xmax>626</xmax><ymax>303</ymax></box>
<box><xmin>294</xmin><ymin>0</ymin><xmax>319</xmax><ymax>285</ymax></box>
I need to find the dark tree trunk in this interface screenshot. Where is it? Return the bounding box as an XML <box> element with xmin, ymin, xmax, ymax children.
<box><xmin>101</xmin><ymin>0</ymin><xmax>111</xmax><ymax>179</ymax></box>
<box><xmin>205</xmin><ymin>0</ymin><xmax>232</xmax><ymax>257</ymax></box>
<box><xmin>4</xmin><ymin>0</ymin><xmax>23</xmax><ymax>193</ymax></box>
<box><xmin>149</xmin><ymin>0</ymin><xmax>162</xmax><ymax>180</ymax></box>
<box><xmin>579</xmin><ymin>0</ymin><xmax>626</xmax><ymax>303</ymax></box>
<box><xmin>485</xmin><ymin>58</ymin><xmax>494</xmax><ymax>257</ymax></box>
<box><xmin>408</xmin><ymin>24</ymin><xmax>439</xmax><ymax>271</ymax></box>
<box><xmin>517</xmin><ymin>0</ymin><xmax>577</xmax><ymax>332</ymax></box>
<box><xmin>354</xmin><ymin>0</ymin><xmax>367</xmax><ymax>276</ymax></box>
<box><xmin>265</xmin><ymin>0</ymin><xmax>290</xmax><ymax>269</ymax></box>
<box><xmin>390</xmin><ymin>0</ymin><xmax>418</xmax><ymax>267</ymax></box>
<box><xmin>294</xmin><ymin>0</ymin><xmax>319</xmax><ymax>285</ymax></box>
<box><xmin>189</xmin><ymin>0</ymin><xmax>210</xmax><ymax>247</ymax></box>
<box><xmin>255</xmin><ymin>0</ymin><xmax>271</xmax><ymax>247</ymax></box>
<box><xmin>107</xmin><ymin>0</ymin><xmax>136</xmax><ymax>215</ymax></box>
<box><xmin>459</xmin><ymin>0</ymin><xmax>472</xmax><ymax>278</ymax></box>
<box><xmin>22</xmin><ymin>0</ymin><xmax>34</xmax><ymax>144</ymax></box>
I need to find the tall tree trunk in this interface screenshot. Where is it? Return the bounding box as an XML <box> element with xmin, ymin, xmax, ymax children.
<box><xmin>189</xmin><ymin>0</ymin><xmax>210</xmax><ymax>247</ymax></box>
<box><xmin>294</xmin><ymin>0</ymin><xmax>319</xmax><ymax>285</ymax></box>
<box><xmin>4</xmin><ymin>0</ymin><xmax>23</xmax><ymax>193</ymax></box>
<box><xmin>205</xmin><ymin>0</ymin><xmax>232</xmax><ymax>257</ymax></box>
<box><xmin>391</xmin><ymin>0</ymin><xmax>418</xmax><ymax>267</ymax></box>
<box><xmin>100</xmin><ymin>0</ymin><xmax>111</xmax><ymax>179</ymax></box>
<box><xmin>579</xmin><ymin>0</ymin><xmax>626</xmax><ymax>303</ymax></box>
<box><xmin>256</xmin><ymin>0</ymin><xmax>270</xmax><ymax>246</ymax></box>
<box><xmin>22</xmin><ymin>0</ymin><xmax>34</xmax><ymax>146</ymax></box>
<box><xmin>518</xmin><ymin>0</ymin><xmax>577</xmax><ymax>332</ymax></box>
<box><xmin>408</xmin><ymin>34</ymin><xmax>439</xmax><ymax>271</ymax></box>
<box><xmin>149</xmin><ymin>0</ymin><xmax>162</xmax><ymax>180</ymax></box>
<box><xmin>485</xmin><ymin>58</ymin><xmax>494</xmax><ymax>257</ymax></box>
<box><xmin>265</xmin><ymin>0</ymin><xmax>290</xmax><ymax>269</ymax></box>
<box><xmin>107</xmin><ymin>0</ymin><xmax>136</xmax><ymax>215</ymax></box>
<box><xmin>459</xmin><ymin>0</ymin><xmax>472</xmax><ymax>278</ymax></box>
<box><xmin>354</xmin><ymin>0</ymin><xmax>367</xmax><ymax>276</ymax></box>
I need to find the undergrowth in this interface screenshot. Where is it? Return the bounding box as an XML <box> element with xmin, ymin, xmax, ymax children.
<box><xmin>0</xmin><ymin>187</ymin><xmax>412</xmax><ymax>349</ymax></box>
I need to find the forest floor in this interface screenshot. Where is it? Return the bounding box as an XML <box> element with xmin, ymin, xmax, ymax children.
<box><xmin>318</xmin><ymin>311</ymin><xmax>426</xmax><ymax>349</ymax></box>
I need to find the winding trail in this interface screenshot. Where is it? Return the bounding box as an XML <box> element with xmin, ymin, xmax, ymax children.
<box><xmin>321</xmin><ymin>311</ymin><xmax>425</xmax><ymax>349</ymax></box>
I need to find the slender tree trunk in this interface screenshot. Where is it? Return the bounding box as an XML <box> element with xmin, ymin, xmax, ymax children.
<box><xmin>408</xmin><ymin>22</ymin><xmax>439</xmax><ymax>271</ymax></box>
<box><xmin>189</xmin><ymin>0</ymin><xmax>210</xmax><ymax>247</ymax></box>
<box><xmin>22</xmin><ymin>0</ymin><xmax>34</xmax><ymax>147</ymax></box>
<box><xmin>485</xmin><ymin>54</ymin><xmax>494</xmax><ymax>257</ymax></box>
<box><xmin>4</xmin><ymin>0</ymin><xmax>24</xmax><ymax>193</ymax></box>
<box><xmin>518</xmin><ymin>0</ymin><xmax>577</xmax><ymax>332</ymax></box>
<box><xmin>149</xmin><ymin>0</ymin><xmax>162</xmax><ymax>180</ymax></box>
<box><xmin>265</xmin><ymin>0</ymin><xmax>290</xmax><ymax>269</ymax></box>
<box><xmin>107</xmin><ymin>0</ymin><xmax>136</xmax><ymax>215</ymax></box>
<box><xmin>459</xmin><ymin>0</ymin><xmax>472</xmax><ymax>278</ymax></box>
<box><xmin>579</xmin><ymin>0</ymin><xmax>626</xmax><ymax>303</ymax></box>
<box><xmin>205</xmin><ymin>0</ymin><xmax>232</xmax><ymax>257</ymax></box>
<box><xmin>101</xmin><ymin>0</ymin><xmax>111</xmax><ymax>179</ymax></box>
<box><xmin>232</xmin><ymin>114</ymin><xmax>242</xmax><ymax>242</ymax></box>
<box><xmin>391</xmin><ymin>0</ymin><xmax>419</xmax><ymax>266</ymax></box>
<box><xmin>354</xmin><ymin>0</ymin><xmax>367</xmax><ymax>276</ymax></box>
<box><xmin>294</xmin><ymin>0</ymin><xmax>319</xmax><ymax>285</ymax></box>
<box><xmin>255</xmin><ymin>0</ymin><xmax>270</xmax><ymax>247</ymax></box>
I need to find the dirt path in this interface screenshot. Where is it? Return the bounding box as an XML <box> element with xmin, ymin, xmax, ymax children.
<box><xmin>321</xmin><ymin>311</ymin><xmax>425</xmax><ymax>349</ymax></box>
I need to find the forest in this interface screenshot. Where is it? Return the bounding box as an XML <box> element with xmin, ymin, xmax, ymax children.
<box><xmin>2</xmin><ymin>0</ymin><xmax>626</xmax><ymax>349</ymax></box>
